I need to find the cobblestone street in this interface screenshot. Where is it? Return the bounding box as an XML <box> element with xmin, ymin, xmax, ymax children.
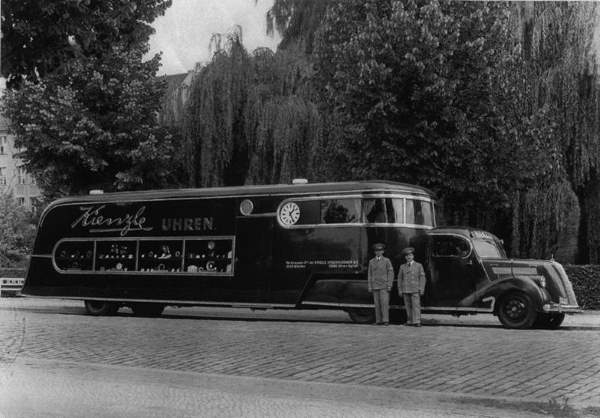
<box><xmin>2</xmin><ymin>298</ymin><xmax>600</xmax><ymax>416</ymax></box>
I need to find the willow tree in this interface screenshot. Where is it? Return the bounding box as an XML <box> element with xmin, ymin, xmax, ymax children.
<box><xmin>510</xmin><ymin>2</ymin><xmax>600</xmax><ymax>262</ymax></box>
<box><xmin>267</xmin><ymin>0</ymin><xmax>331</xmax><ymax>54</ymax></box>
<box><xmin>181</xmin><ymin>28</ymin><xmax>324</xmax><ymax>187</ymax></box>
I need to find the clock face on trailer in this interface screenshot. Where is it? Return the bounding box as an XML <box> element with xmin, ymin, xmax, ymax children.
<box><xmin>278</xmin><ymin>202</ymin><xmax>300</xmax><ymax>226</ymax></box>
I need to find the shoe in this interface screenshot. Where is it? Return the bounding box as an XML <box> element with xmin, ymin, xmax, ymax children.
<box><xmin>382</xmin><ymin>322</ymin><xmax>389</xmax><ymax>326</ymax></box>
<box><xmin>414</xmin><ymin>323</ymin><xmax>421</xmax><ymax>327</ymax></box>
<box><xmin>375</xmin><ymin>322</ymin><xmax>382</xmax><ymax>325</ymax></box>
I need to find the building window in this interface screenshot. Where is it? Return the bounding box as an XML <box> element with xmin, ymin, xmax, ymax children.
<box><xmin>16</xmin><ymin>197</ymin><xmax>25</xmax><ymax>206</ymax></box>
<box><xmin>18</xmin><ymin>166</ymin><xmax>27</xmax><ymax>185</ymax></box>
<box><xmin>0</xmin><ymin>167</ymin><xmax>6</xmax><ymax>185</ymax></box>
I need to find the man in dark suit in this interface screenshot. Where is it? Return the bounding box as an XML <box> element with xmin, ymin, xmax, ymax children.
<box><xmin>367</xmin><ymin>243</ymin><xmax>394</xmax><ymax>325</ymax></box>
<box><xmin>397</xmin><ymin>247</ymin><xmax>426</xmax><ymax>326</ymax></box>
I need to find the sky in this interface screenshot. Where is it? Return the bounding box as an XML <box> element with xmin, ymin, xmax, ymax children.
<box><xmin>146</xmin><ymin>0</ymin><xmax>281</xmax><ymax>75</ymax></box>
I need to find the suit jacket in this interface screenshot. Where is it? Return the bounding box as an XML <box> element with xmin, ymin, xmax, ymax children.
<box><xmin>367</xmin><ymin>256</ymin><xmax>394</xmax><ymax>291</ymax></box>
<box><xmin>397</xmin><ymin>261</ymin><xmax>426</xmax><ymax>294</ymax></box>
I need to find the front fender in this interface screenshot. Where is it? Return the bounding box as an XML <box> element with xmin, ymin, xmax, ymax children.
<box><xmin>463</xmin><ymin>276</ymin><xmax>551</xmax><ymax>313</ymax></box>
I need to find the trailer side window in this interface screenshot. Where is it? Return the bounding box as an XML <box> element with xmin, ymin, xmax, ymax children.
<box><xmin>406</xmin><ymin>199</ymin><xmax>433</xmax><ymax>226</ymax></box>
<box><xmin>295</xmin><ymin>200</ymin><xmax>321</xmax><ymax>225</ymax></box>
<box><xmin>321</xmin><ymin>199</ymin><xmax>360</xmax><ymax>224</ymax></box>
<box><xmin>363</xmin><ymin>198</ymin><xmax>387</xmax><ymax>223</ymax></box>
<box><xmin>388</xmin><ymin>198</ymin><xmax>404</xmax><ymax>223</ymax></box>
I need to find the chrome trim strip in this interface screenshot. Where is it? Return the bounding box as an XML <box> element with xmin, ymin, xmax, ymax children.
<box><xmin>423</xmin><ymin>297</ymin><xmax>495</xmax><ymax>313</ymax></box>
<box><xmin>25</xmin><ymin>295</ymin><xmax>296</xmax><ymax>308</ymax></box>
<box><xmin>237</xmin><ymin>213</ymin><xmax>277</xmax><ymax>218</ymax></box>
<box><xmin>422</xmin><ymin>306</ymin><xmax>493</xmax><ymax>312</ymax></box>
<box><xmin>301</xmin><ymin>301</ymin><xmax>373</xmax><ymax>308</ymax></box>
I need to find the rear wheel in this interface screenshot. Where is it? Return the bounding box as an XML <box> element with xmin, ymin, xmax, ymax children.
<box><xmin>347</xmin><ymin>308</ymin><xmax>375</xmax><ymax>324</ymax></box>
<box><xmin>131</xmin><ymin>303</ymin><xmax>165</xmax><ymax>317</ymax></box>
<box><xmin>534</xmin><ymin>313</ymin><xmax>565</xmax><ymax>329</ymax></box>
<box><xmin>84</xmin><ymin>300</ymin><xmax>119</xmax><ymax>316</ymax></box>
<box><xmin>497</xmin><ymin>291</ymin><xmax>537</xmax><ymax>329</ymax></box>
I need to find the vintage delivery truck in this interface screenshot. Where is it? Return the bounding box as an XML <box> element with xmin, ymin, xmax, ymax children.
<box><xmin>22</xmin><ymin>180</ymin><xmax>580</xmax><ymax>329</ymax></box>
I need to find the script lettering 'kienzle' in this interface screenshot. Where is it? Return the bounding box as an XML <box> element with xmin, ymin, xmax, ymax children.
<box><xmin>71</xmin><ymin>205</ymin><xmax>152</xmax><ymax>236</ymax></box>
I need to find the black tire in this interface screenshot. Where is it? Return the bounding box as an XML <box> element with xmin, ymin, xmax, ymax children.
<box><xmin>131</xmin><ymin>303</ymin><xmax>165</xmax><ymax>317</ymax></box>
<box><xmin>84</xmin><ymin>300</ymin><xmax>119</xmax><ymax>316</ymax></box>
<box><xmin>497</xmin><ymin>291</ymin><xmax>538</xmax><ymax>329</ymax></box>
<box><xmin>390</xmin><ymin>309</ymin><xmax>408</xmax><ymax>324</ymax></box>
<box><xmin>534</xmin><ymin>313</ymin><xmax>566</xmax><ymax>330</ymax></box>
<box><xmin>347</xmin><ymin>308</ymin><xmax>375</xmax><ymax>324</ymax></box>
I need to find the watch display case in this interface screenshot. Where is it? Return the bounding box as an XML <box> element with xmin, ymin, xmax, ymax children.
<box><xmin>139</xmin><ymin>240</ymin><xmax>183</xmax><ymax>273</ymax></box>
<box><xmin>54</xmin><ymin>241</ymin><xmax>94</xmax><ymax>271</ymax></box>
<box><xmin>53</xmin><ymin>236</ymin><xmax>234</xmax><ymax>276</ymax></box>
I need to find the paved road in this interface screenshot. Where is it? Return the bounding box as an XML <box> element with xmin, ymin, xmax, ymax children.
<box><xmin>1</xmin><ymin>298</ymin><xmax>600</xmax><ymax>417</ymax></box>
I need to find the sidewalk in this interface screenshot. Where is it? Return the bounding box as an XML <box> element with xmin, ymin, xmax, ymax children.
<box><xmin>0</xmin><ymin>357</ymin><xmax>571</xmax><ymax>418</ymax></box>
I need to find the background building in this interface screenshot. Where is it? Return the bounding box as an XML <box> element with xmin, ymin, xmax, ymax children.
<box><xmin>0</xmin><ymin>114</ymin><xmax>40</xmax><ymax>211</ymax></box>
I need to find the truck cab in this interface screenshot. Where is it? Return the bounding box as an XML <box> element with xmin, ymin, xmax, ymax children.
<box><xmin>425</xmin><ymin>227</ymin><xmax>580</xmax><ymax>329</ymax></box>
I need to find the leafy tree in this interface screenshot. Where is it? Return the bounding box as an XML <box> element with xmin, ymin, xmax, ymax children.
<box><xmin>314</xmin><ymin>0</ymin><xmax>546</xmax><ymax>229</ymax></box>
<box><xmin>1</xmin><ymin>0</ymin><xmax>177</xmax><ymax>198</ymax></box>
<box><xmin>0</xmin><ymin>192</ymin><xmax>36</xmax><ymax>267</ymax></box>
<box><xmin>1</xmin><ymin>0</ymin><xmax>172</xmax><ymax>86</ymax></box>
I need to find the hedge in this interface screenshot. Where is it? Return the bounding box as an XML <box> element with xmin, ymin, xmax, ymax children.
<box><xmin>564</xmin><ymin>265</ymin><xmax>600</xmax><ymax>310</ymax></box>
<box><xmin>2</xmin><ymin>266</ymin><xmax>599</xmax><ymax>310</ymax></box>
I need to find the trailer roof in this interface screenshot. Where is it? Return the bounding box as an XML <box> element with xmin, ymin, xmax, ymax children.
<box><xmin>49</xmin><ymin>180</ymin><xmax>434</xmax><ymax>206</ymax></box>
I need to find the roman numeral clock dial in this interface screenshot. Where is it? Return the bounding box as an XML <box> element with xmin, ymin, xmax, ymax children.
<box><xmin>279</xmin><ymin>202</ymin><xmax>300</xmax><ymax>226</ymax></box>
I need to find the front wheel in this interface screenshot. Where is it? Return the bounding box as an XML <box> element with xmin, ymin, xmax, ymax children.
<box><xmin>347</xmin><ymin>308</ymin><xmax>375</xmax><ymax>324</ymax></box>
<box><xmin>534</xmin><ymin>312</ymin><xmax>565</xmax><ymax>329</ymax></box>
<box><xmin>84</xmin><ymin>300</ymin><xmax>119</xmax><ymax>316</ymax></box>
<box><xmin>497</xmin><ymin>291</ymin><xmax>538</xmax><ymax>329</ymax></box>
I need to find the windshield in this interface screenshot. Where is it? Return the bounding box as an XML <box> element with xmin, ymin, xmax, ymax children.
<box><xmin>472</xmin><ymin>239</ymin><xmax>506</xmax><ymax>259</ymax></box>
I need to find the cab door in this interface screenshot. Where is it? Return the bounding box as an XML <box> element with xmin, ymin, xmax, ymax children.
<box><xmin>427</xmin><ymin>234</ymin><xmax>477</xmax><ymax>307</ymax></box>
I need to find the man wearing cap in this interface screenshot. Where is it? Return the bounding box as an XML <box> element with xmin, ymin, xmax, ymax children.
<box><xmin>397</xmin><ymin>247</ymin><xmax>426</xmax><ymax>326</ymax></box>
<box><xmin>368</xmin><ymin>243</ymin><xmax>394</xmax><ymax>325</ymax></box>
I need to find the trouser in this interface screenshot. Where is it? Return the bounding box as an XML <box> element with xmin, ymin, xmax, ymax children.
<box><xmin>403</xmin><ymin>292</ymin><xmax>421</xmax><ymax>324</ymax></box>
<box><xmin>372</xmin><ymin>289</ymin><xmax>390</xmax><ymax>324</ymax></box>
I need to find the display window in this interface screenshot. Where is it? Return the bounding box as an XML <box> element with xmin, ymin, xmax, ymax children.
<box><xmin>139</xmin><ymin>240</ymin><xmax>183</xmax><ymax>273</ymax></box>
<box><xmin>184</xmin><ymin>238</ymin><xmax>233</xmax><ymax>273</ymax></box>
<box><xmin>54</xmin><ymin>241</ymin><xmax>94</xmax><ymax>271</ymax></box>
<box><xmin>53</xmin><ymin>236</ymin><xmax>235</xmax><ymax>276</ymax></box>
<box><xmin>96</xmin><ymin>240</ymin><xmax>137</xmax><ymax>272</ymax></box>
